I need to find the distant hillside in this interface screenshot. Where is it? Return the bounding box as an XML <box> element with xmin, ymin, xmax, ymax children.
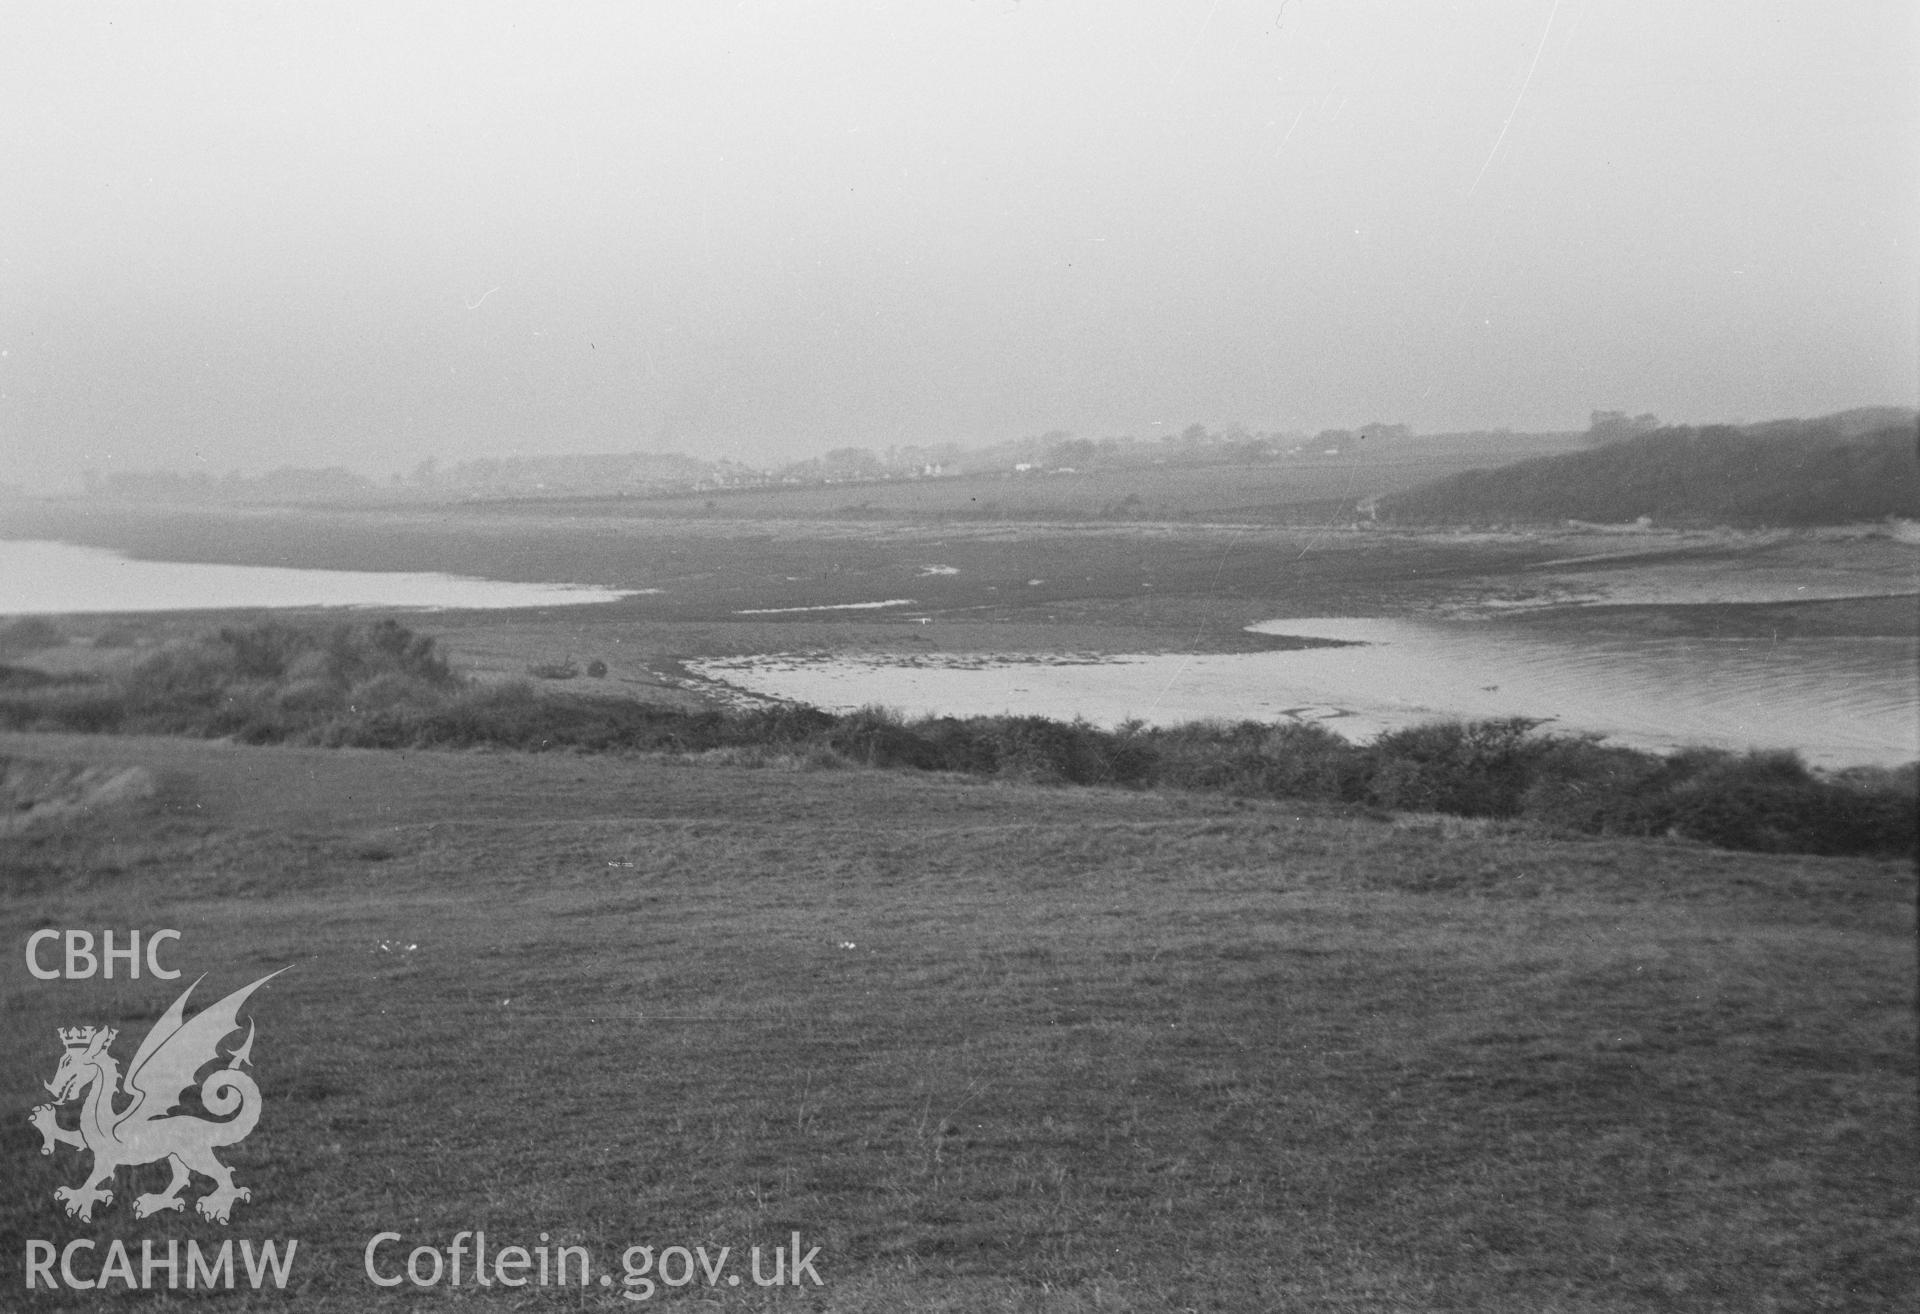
<box><xmin>1376</xmin><ymin>418</ymin><xmax>1919</xmax><ymax>526</ymax></box>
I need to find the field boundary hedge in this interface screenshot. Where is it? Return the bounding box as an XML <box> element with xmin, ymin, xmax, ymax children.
<box><xmin>1</xmin><ymin>621</ymin><xmax>1911</xmax><ymax>857</ymax></box>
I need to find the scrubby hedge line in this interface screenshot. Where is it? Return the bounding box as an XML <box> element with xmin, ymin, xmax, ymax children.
<box><xmin>1</xmin><ymin>622</ymin><xmax>1912</xmax><ymax>857</ymax></box>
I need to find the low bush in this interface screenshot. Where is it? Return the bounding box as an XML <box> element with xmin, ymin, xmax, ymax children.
<box><xmin>0</xmin><ymin>663</ymin><xmax>79</xmax><ymax>691</ymax></box>
<box><xmin>829</xmin><ymin>706</ymin><xmax>947</xmax><ymax>771</ymax></box>
<box><xmin>727</xmin><ymin>703</ymin><xmax>839</xmax><ymax>746</ymax></box>
<box><xmin>0</xmin><ymin>683</ymin><xmax>127</xmax><ymax>734</ymax></box>
<box><xmin>1365</xmin><ymin>718</ymin><xmax>1546</xmax><ymax>817</ymax></box>
<box><xmin>1662</xmin><ymin>750</ymin><xmax>1916</xmax><ymax>855</ymax></box>
<box><xmin>1517</xmin><ymin>735</ymin><xmax>1678</xmax><ymax>836</ymax></box>
<box><xmin>0</xmin><ymin>617</ymin><xmax>63</xmax><ymax>656</ymax></box>
<box><xmin>1143</xmin><ymin>720</ymin><xmax>1366</xmax><ymax>801</ymax></box>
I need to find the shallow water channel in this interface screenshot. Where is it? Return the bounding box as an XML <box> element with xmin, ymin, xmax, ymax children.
<box><xmin>0</xmin><ymin>539</ymin><xmax>635</xmax><ymax>614</ymax></box>
<box><xmin>693</xmin><ymin>616</ymin><xmax>1919</xmax><ymax>769</ymax></box>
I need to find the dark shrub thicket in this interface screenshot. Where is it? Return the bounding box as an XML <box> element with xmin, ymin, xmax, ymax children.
<box><xmin>0</xmin><ymin>617</ymin><xmax>65</xmax><ymax>657</ymax></box>
<box><xmin>1143</xmin><ymin>720</ymin><xmax>1367</xmax><ymax>802</ymax></box>
<box><xmin>827</xmin><ymin>710</ymin><xmax>1156</xmax><ymax>784</ymax></box>
<box><xmin>829</xmin><ymin>705</ymin><xmax>949</xmax><ymax>771</ymax></box>
<box><xmin>0</xmin><ymin>620</ymin><xmax>1910</xmax><ymax>859</ymax></box>
<box><xmin>728</xmin><ymin>703</ymin><xmax>839</xmax><ymax>746</ymax></box>
<box><xmin>1661</xmin><ymin>751</ymin><xmax>1917</xmax><ymax>855</ymax></box>
<box><xmin>1364</xmin><ymin>718</ymin><xmax>1544</xmax><ymax>817</ymax></box>
<box><xmin>1516</xmin><ymin>737</ymin><xmax>1681</xmax><ymax>836</ymax></box>
<box><xmin>0</xmin><ymin>663</ymin><xmax>74</xmax><ymax>691</ymax></box>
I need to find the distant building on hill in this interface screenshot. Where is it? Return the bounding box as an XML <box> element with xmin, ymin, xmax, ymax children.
<box><xmin>1587</xmin><ymin>410</ymin><xmax>1661</xmax><ymax>444</ymax></box>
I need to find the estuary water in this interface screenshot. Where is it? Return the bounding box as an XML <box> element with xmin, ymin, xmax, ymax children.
<box><xmin>692</xmin><ymin>615</ymin><xmax>1919</xmax><ymax>768</ymax></box>
<box><xmin>0</xmin><ymin>539</ymin><xmax>635</xmax><ymax>614</ymax></box>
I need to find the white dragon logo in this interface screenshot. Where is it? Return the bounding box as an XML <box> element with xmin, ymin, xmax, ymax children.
<box><xmin>29</xmin><ymin>969</ymin><xmax>286</xmax><ymax>1224</ymax></box>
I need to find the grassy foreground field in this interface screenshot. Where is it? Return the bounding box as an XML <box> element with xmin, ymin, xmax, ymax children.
<box><xmin>2</xmin><ymin>732</ymin><xmax>1914</xmax><ymax>1310</ymax></box>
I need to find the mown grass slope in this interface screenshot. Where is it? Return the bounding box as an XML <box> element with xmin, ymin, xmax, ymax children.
<box><xmin>2</xmin><ymin>733</ymin><xmax>1914</xmax><ymax>1311</ymax></box>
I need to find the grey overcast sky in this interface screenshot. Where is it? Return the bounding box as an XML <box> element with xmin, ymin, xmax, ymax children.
<box><xmin>2</xmin><ymin>1</ymin><xmax>1914</xmax><ymax>487</ymax></box>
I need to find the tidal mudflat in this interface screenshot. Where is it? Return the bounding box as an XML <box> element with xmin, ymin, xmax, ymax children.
<box><xmin>3</xmin><ymin>501</ymin><xmax>1914</xmax><ymax>772</ymax></box>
